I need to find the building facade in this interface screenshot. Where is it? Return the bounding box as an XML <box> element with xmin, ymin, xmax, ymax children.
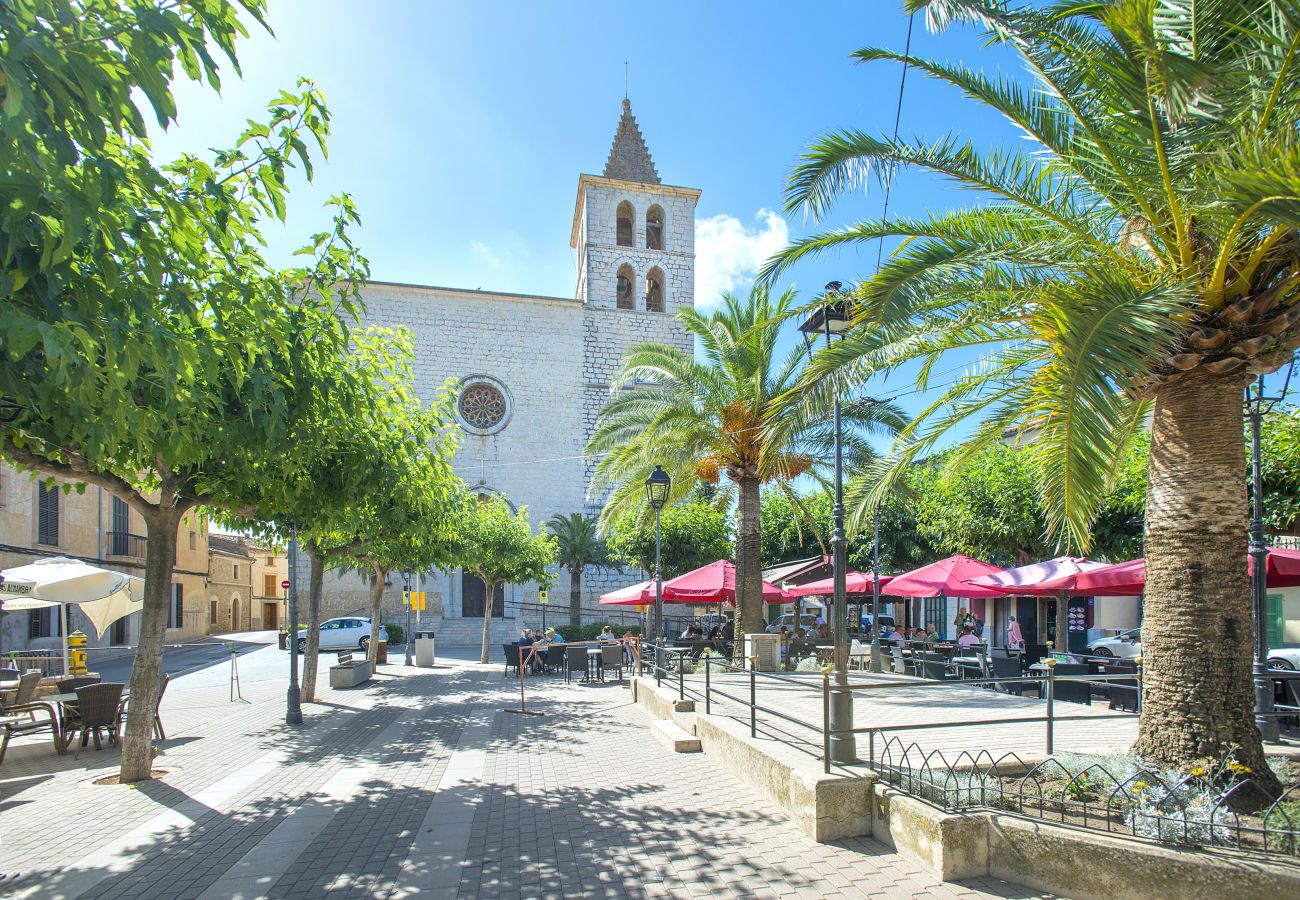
<box><xmin>247</xmin><ymin>540</ymin><xmax>289</xmax><ymax>632</ymax></box>
<box><xmin>206</xmin><ymin>535</ymin><xmax>253</xmax><ymax>634</ymax></box>
<box><xmin>0</xmin><ymin>463</ymin><xmax>210</xmax><ymax>661</ymax></box>
<box><xmin>307</xmin><ymin>100</ymin><xmax>697</xmax><ymax>642</ymax></box>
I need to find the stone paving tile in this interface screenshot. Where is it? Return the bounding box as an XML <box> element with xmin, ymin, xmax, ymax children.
<box><xmin>1</xmin><ymin>650</ymin><xmax>1053</xmax><ymax>899</ymax></box>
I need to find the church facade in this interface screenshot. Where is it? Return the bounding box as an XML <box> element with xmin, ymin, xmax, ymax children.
<box><xmin>311</xmin><ymin>101</ymin><xmax>699</xmax><ymax>642</ymax></box>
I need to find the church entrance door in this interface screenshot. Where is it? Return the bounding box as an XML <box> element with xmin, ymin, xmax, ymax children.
<box><xmin>462</xmin><ymin>570</ymin><xmax>505</xmax><ymax>618</ymax></box>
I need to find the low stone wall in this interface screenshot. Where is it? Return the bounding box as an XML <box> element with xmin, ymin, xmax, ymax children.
<box><xmin>630</xmin><ymin>676</ymin><xmax>1300</xmax><ymax>898</ymax></box>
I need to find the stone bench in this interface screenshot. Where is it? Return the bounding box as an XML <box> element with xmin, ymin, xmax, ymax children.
<box><xmin>329</xmin><ymin>651</ymin><xmax>372</xmax><ymax>689</ymax></box>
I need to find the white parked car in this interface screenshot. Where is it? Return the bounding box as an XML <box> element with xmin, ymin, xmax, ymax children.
<box><xmin>1086</xmin><ymin>627</ymin><xmax>1142</xmax><ymax>659</ymax></box>
<box><xmin>291</xmin><ymin>617</ymin><xmax>388</xmax><ymax>653</ymax></box>
<box><xmin>1268</xmin><ymin>646</ymin><xmax>1300</xmax><ymax>670</ymax></box>
<box><xmin>766</xmin><ymin>613</ymin><xmax>822</xmax><ymax>634</ymax></box>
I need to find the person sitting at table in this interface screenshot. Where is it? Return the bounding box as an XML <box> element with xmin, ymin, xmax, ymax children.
<box><xmin>957</xmin><ymin>626</ymin><xmax>981</xmax><ymax>650</ymax></box>
<box><xmin>679</xmin><ymin>624</ymin><xmax>696</xmax><ymax>640</ymax></box>
<box><xmin>815</xmin><ymin>623</ymin><xmax>831</xmax><ymax>642</ymax></box>
<box><xmin>545</xmin><ymin>627</ymin><xmax>565</xmax><ymax>644</ymax></box>
<box><xmin>889</xmin><ymin>626</ymin><xmax>910</xmax><ymax>648</ymax></box>
<box><xmin>925</xmin><ymin>624</ymin><xmax>940</xmax><ymax>644</ymax></box>
<box><xmin>598</xmin><ymin>626</ymin><xmax>617</xmax><ymax>642</ymax></box>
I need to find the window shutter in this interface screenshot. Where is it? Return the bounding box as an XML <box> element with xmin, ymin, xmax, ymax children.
<box><xmin>172</xmin><ymin>583</ymin><xmax>184</xmax><ymax>629</ymax></box>
<box><xmin>37</xmin><ymin>483</ymin><xmax>59</xmax><ymax>545</ymax></box>
<box><xmin>1266</xmin><ymin>593</ymin><xmax>1284</xmax><ymax>648</ymax></box>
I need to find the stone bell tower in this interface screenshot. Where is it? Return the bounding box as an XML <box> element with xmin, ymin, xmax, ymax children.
<box><xmin>571</xmin><ymin>99</ymin><xmax>700</xmax><ymax>507</ymax></box>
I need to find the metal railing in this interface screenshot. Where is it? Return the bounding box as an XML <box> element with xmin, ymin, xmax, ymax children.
<box><xmin>635</xmin><ymin>644</ymin><xmax>1300</xmax><ymax>860</ymax></box>
<box><xmin>107</xmin><ymin>530</ymin><xmax>147</xmax><ymax>558</ymax></box>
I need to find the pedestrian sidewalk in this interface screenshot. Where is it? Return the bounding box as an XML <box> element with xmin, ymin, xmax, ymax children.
<box><xmin>0</xmin><ymin>645</ymin><xmax>1051</xmax><ymax>899</ymax></box>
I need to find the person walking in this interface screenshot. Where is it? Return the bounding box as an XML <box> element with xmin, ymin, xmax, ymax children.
<box><xmin>1006</xmin><ymin>616</ymin><xmax>1025</xmax><ymax>651</ymax></box>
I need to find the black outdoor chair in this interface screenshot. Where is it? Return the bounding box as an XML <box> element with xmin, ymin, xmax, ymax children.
<box><xmin>921</xmin><ymin>653</ymin><xmax>957</xmax><ymax>681</ymax></box>
<box><xmin>565</xmin><ymin>645</ymin><xmax>589</xmax><ymax>683</ymax></box>
<box><xmin>990</xmin><ymin>654</ymin><xmax>1025</xmax><ymax>695</ymax></box>
<box><xmin>62</xmin><ymin>682</ymin><xmax>125</xmax><ymax>758</ymax></box>
<box><xmin>1049</xmin><ymin>663</ymin><xmax>1091</xmax><ymax>705</ymax></box>
<box><xmin>1022</xmin><ymin>644</ymin><xmax>1049</xmax><ymax>674</ymax></box>
<box><xmin>600</xmin><ymin>644</ymin><xmax>624</xmax><ymax>681</ymax></box>
<box><xmin>544</xmin><ymin>645</ymin><xmax>565</xmax><ymax>675</ymax></box>
<box><xmin>1106</xmin><ymin>662</ymin><xmax>1139</xmax><ymax>711</ymax></box>
<box><xmin>502</xmin><ymin>643</ymin><xmax>522</xmax><ymax>677</ymax></box>
<box><xmin>0</xmin><ymin>672</ymin><xmax>61</xmax><ymax>764</ymax></box>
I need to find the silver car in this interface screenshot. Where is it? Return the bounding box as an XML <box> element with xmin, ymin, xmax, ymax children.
<box><xmin>292</xmin><ymin>617</ymin><xmax>388</xmax><ymax>653</ymax></box>
<box><xmin>1086</xmin><ymin>627</ymin><xmax>1141</xmax><ymax>659</ymax></box>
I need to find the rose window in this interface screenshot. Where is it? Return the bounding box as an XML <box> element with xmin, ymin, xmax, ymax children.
<box><xmin>460</xmin><ymin>383</ymin><xmax>506</xmax><ymax>430</ymax></box>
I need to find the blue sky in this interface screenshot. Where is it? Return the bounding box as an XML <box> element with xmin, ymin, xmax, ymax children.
<box><xmin>152</xmin><ymin>1</ymin><xmax>1289</xmax><ymax>453</ymax></box>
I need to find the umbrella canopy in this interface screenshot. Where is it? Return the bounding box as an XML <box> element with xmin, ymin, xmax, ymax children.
<box><xmin>0</xmin><ymin>557</ymin><xmax>144</xmax><ymax>635</ymax></box>
<box><xmin>1251</xmin><ymin>547</ymin><xmax>1300</xmax><ymax>588</ymax></box>
<box><xmin>787</xmin><ymin>571</ymin><xmax>892</xmax><ymax>598</ymax></box>
<box><xmin>659</xmin><ymin>560</ymin><xmax>791</xmax><ymax>605</ymax></box>
<box><xmin>598</xmin><ymin>580</ymin><xmax>653</xmax><ymax>606</ymax></box>
<box><xmin>882</xmin><ymin>554</ymin><xmax>1008</xmax><ymax>598</ymax></box>
<box><xmin>1036</xmin><ymin>558</ymin><xmax>1146</xmax><ymax>596</ymax></box>
<box><xmin>965</xmin><ymin>556</ymin><xmax>1110</xmax><ymax>596</ymax></box>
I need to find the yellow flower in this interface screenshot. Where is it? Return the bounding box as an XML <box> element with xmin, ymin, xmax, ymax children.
<box><xmin>1190</xmin><ymin>766</ymin><xmax>1206</xmax><ymax>777</ymax></box>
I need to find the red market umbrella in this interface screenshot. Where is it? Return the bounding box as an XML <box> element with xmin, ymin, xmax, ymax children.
<box><xmin>965</xmin><ymin>557</ymin><xmax>1110</xmax><ymax>596</ymax></box>
<box><xmin>659</xmin><ymin>560</ymin><xmax>791</xmax><ymax>605</ymax></box>
<box><xmin>1036</xmin><ymin>558</ymin><xmax>1146</xmax><ymax>596</ymax></box>
<box><xmin>882</xmin><ymin>555</ymin><xmax>1008</xmax><ymax>598</ymax></box>
<box><xmin>598</xmin><ymin>581</ymin><xmax>652</xmax><ymax>606</ymax></box>
<box><xmin>1247</xmin><ymin>547</ymin><xmax>1300</xmax><ymax>587</ymax></box>
<box><xmin>786</xmin><ymin>571</ymin><xmax>892</xmax><ymax>598</ymax></box>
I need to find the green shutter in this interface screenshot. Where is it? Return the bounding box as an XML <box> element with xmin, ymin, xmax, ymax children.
<box><xmin>1265</xmin><ymin>593</ymin><xmax>1284</xmax><ymax>649</ymax></box>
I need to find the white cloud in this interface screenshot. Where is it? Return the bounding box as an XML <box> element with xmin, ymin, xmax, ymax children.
<box><xmin>470</xmin><ymin>241</ymin><xmax>503</xmax><ymax>268</ymax></box>
<box><xmin>694</xmin><ymin>209</ymin><xmax>789</xmax><ymax>309</ymax></box>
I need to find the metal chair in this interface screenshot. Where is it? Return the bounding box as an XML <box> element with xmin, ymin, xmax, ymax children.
<box><xmin>63</xmin><ymin>683</ymin><xmax>125</xmax><ymax>758</ymax></box>
<box><xmin>565</xmin><ymin>645</ymin><xmax>589</xmax><ymax>683</ymax></box>
<box><xmin>600</xmin><ymin>644</ymin><xmax>624</xmax><ymax>681</ymax></box>
<box><xmin>0</xmin><ymin>673</ymin><xmax>62</xmax><ymax>763</ymax></box>
<box><xmin>502</xmin><ymin>644</ymin><xmax>521</xmax><ymax>677</ymax></box>
<box><xmin>1050</xmin><ymin>664</ymin><xmax>1092</xmax><ymax>705</ymax></box>
<box><xmin>544</xmin><ymin>645</ymin><xmax>565</xmax><ymax>675</ymax></box>
<box><xmin>990</xmin><ymin>654</ymin><xmax>1026</xmax><ymax>696</ymax></box>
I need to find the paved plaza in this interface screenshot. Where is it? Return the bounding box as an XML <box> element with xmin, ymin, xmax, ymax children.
<box><xmin>0</xmin><ymin>638</ymin><xmax>1053</xmax><ymax>899</ymax></box>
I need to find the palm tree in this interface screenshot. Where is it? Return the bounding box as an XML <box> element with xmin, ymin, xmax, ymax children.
<box><xmin>586</xmin><ymin>286</ymin><xmax>906</xmax><ymax>653</ymax></box>
<box><xmin>546</xmin><ymin>512</ymin><xmax>608</xmax><ymax>627</ymax></box>
<box><xmin>763</xmin><ymin>0</ymin><xmax>1299</xmax><ymax>791</ymax></box>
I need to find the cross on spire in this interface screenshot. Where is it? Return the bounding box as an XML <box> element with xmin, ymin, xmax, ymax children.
<box><xmin>602</xmin><ymin>99</ymin><xmax>660</xmax><ymax>185</ymax></box>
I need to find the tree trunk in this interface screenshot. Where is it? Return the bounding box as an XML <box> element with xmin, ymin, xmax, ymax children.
<box><xmin>367</xmin><ymin>562</ymin><xmax>386</xmax><ymax>664</ymax></box>
<box><xmin>119</xmin><ymin>505</ymin><xmax>182</xmax><ymax>783</ymax></box>
<box><xmin>1132</xmin><ymin>373</ymin><xmax>1281</xmax><ymax>797</ymax></box>
<box><xmin>301</xmin><ymin>543</ymin><xmax>325</xmax><ymax>703</ymax></box>
<box><xmin>734</xmin><ymin>476</ymin><xmax>763</xmax><ymax>661</ymax></box>
<box><xmin>479</xmin><ymin>574</ymin><xmax>495</xmax><ymax>664</ymax></box>
<box><xmin>569</xmin><ymin>567</ymin><xmax>582</xmax><ymax>628</ymax></box>
<box><xmin>1054</xmin><ymin>595</ymin><xmax>1068</xmax><ymax>654</ymax></box>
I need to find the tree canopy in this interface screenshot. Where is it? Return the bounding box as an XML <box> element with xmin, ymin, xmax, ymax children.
<box><xmin>605</xmin><ymin>500</ymin><xmax>734</xmax><ymax>580</ymax></box>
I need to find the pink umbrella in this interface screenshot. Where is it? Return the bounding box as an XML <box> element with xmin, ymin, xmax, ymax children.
<box><xmin>882</xmin><ymin>554</ymin><xmax>1008</xmax><ymax>598</ymax></box>
<box><xmin>965</xmin><ymin>557</ymin><xmax>1109</xmax><ymax>596</ymax></box>
<box><xmin>1037</xmin><ymin>558</ymin><xmax>1145</xmax><ymax>596</ymax></box>
<box><xmin>787</xmin><ymin>571</ymin><xmax>892</xmax><ymax>597</ymax></box>
<box><xmin>598</xmin><ymin>581</ymin><xmax>652</xmax><ymax>606</ymax></box>
<box><xmin>660</xmin><ymin>560</ymin><xmax>791</xmax><ymax>605</ymax></box>
<box><xmin>1251</xmin><ymin>547</ymin><xmax>1300</xmax><ymax>588</ymax></box>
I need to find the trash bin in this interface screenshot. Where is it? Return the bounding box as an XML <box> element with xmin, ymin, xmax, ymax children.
<box><xmin>415</xmin><ymin>630</ymin><xmax>436</xmax><ymax>667</ymax></box>
<box><xmin>376</xmin><ymin>639</ymin><xmax>388</xmax><ymax>664</ymax></box>
<box><xmin>744</xmin><ymin>633</ymin><xmax>781</xmax><ymax>672</ymax></box>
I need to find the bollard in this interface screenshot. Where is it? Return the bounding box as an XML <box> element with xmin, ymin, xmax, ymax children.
<box><xmin>1045</xmin><ymin>665</ymin><xmax>1056</xmax><ymax>755</ymax></box>
<box><xmin>749</xmin><ymin>656</ymin><xmax>757</xmax><ymax>738</ymax></box>
<box><xmin>1135</xmin><ymin>656</ymin><xmax>1143</xmax><ymax>714</ymax></box>
<box><xmin>678</xmin><ymin>653</ymin><xmax>685</xmax><ymax>700</ymax></box>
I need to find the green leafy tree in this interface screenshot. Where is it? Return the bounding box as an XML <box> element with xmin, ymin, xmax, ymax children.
<box><xmin>546</xmin><ymin>513</ymin><xmax>609</xmax><ymax>628</ymax></box>
<box><xmin>461</xmin><ymin>499</ymin><xmax>557</xmax><ymax>664</ymax></box>
<box><xmin>605</xmin><ymin>500</ymin><xmax>735</xmax><ymax>579</ymax></box>
<box><xmin>587</xmin><ymin>286</ymin><xmax>906</xmax><ymax>653</ymax></box>
<box><xmin>0</xmin><ymin>84</ymin><xmax>361</xmax><ymax>783</ymax></box>
<box><xmin>765</xmin><ymin>0</ymin><xmax>1300</xmax><ymax>786</ymax></box>
<box><xmin>760</xmin><ymin>488</ymin><xmax>830</xmax><ymax>566</ymax></box>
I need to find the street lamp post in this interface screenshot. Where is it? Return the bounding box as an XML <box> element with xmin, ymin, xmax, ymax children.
<box><xmin>1246</xmin><ymin>368</ymin><xmax>1292</xmax><ymax>742</ymax></box>
<box><xmin>403</xmin><ymin>571</ymin><xmax>414</xmax><ymax>668</ymax></box>
<box><xmin>870</xmin><ymin>507</ymin><xmax>883</xmax><ymax>673</ymax></box>
<box><xmin>645</xmin><ymin>465</ymin><xmax>671</xmax><ymax>672</ymax></box>
<box><xmin>286</xmin><ymin>524</ymin><xmax>303</xmax><ymax>726</ymax></box>
<box><xmin>799</xmin><ymin>282</ymin><xmax>856</xmax><ymax>764</ymax></box>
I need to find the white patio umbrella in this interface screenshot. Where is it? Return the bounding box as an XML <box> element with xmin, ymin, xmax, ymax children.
<box><xmin>0</xmin><ymin>557</ymin><xmax>145</xmax><ymax>673</ymax></box>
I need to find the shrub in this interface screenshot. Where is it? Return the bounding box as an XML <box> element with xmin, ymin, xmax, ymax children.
<box><xmin>384</xmin><ymin>624</ymin><xmax>405</xmax><ymax>645</ymax></box>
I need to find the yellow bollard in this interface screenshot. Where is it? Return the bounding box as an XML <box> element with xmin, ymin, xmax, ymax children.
<box><xmin>68</xmin><ymin>630</ymin><xmax>88</xmax><ymax>675</ymax></box>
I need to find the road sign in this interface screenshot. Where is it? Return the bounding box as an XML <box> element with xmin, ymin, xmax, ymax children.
<box><xmin>539</xmin><ymin>590</ymin><xmax>548</xmax><ymax>605</ymax></box>
<box><xmin>404</xmin><ymin>591</ymin><xmax>426</xmax><ymax>611</ymax></box>
<box><xmin>280</xmin><ymin>579</ymin><xmax>290</xmax><ymax>590</ymax></box>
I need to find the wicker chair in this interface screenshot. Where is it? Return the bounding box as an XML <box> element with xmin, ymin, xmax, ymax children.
<box><xmin>600</xmin><ymin>644</ymin><xmax>624</xmax><ymax>681</ymax></box>
<box><xmin>63</xmin><ymin>683</ymin><xmax>125</xmax><ymax>758</ymax></box>
<box><xmin>1</xmin><ymin>672</ymin><xmax>62</xmax><ymax>763</ymax></box>
<box><xmin>544</xmin><ymin>645</ymin><xmax>565</xmax><ymax>675</ymax></box>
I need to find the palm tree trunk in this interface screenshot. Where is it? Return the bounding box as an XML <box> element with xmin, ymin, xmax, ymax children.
<box><xmin>569</xmin><ymin>568</ymin><xmax>582</xmax><ymax>628</ymax></box>
<box><xmin>367</xmin><ymin>562</ymin><xmax>386</xmax><ymax>664</ymax></box>
<box><xmin>119</xmin><ymin>504</ymin><xmax>181</xmax><ymax>783</ymax></box>
<box><xmin>734</xmin><ymin>476</ymin><xmax>763</xmax><ymax>661</ymax></box>
<box><xmin>1132</xmin><ymin>373</ymin><xmax>1281</xmax><ymax>797</ymax></box>
<box><xmin>479</xmin><ymin>573</ymin><xmax>495</xmax><ymax>664</ymax></box>
<box><xmin>301</xmin><ymin>542</ymin><xmax>325</xmax><ymax>703</ymax></box>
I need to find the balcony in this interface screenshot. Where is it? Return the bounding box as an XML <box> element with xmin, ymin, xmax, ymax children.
<box><xmin>107</xmin><ymin>530</ymin><xmax>148</xmax><ymax>559</ymax></box>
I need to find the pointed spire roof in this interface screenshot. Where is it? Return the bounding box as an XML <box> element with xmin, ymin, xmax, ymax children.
<box><xmin>603</xmin><ymin>99</ymin><xmax>660</xmax><ymax>184</ymax></box>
